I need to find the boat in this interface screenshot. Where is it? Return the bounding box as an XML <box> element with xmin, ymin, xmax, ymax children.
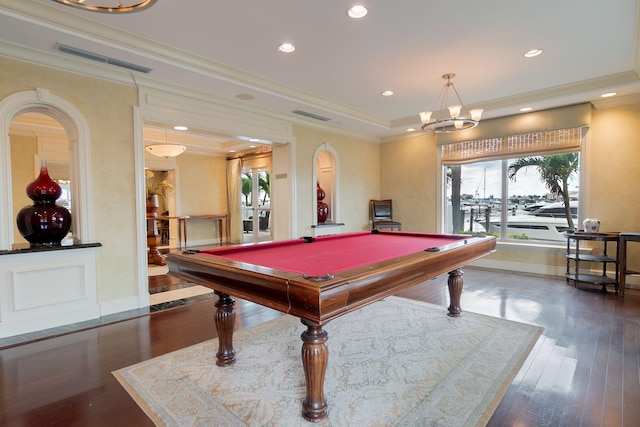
<box><xmin>487</xmin><ymin>201</ymin><xmax>577</xmax><ymax>242</ymax></box>
<box><xmin>527</xmin><ymin>200</ymin><xmax>578</xmax><ymax>218</ymax></box>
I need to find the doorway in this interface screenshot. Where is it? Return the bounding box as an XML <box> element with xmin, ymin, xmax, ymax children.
<box><xmin>241</xmin><ymin>170</ymin><xmax>272</xmax><ymax>243</ymax></box>
<box><xmin>145</xmin><ymin>168</ymin><xmax>177</xmax><ymax>250</ymax></box>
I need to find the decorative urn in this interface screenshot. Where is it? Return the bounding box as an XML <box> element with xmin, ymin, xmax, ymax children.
<box><xmin>16</xmin><ymin>160</ymin><xmax>72</xmax><ymax>246</ymax></box>
<box><xmin>316</xmin><ymin>182</ymin><xmax>329</xmax><ymax>225</ymax></box>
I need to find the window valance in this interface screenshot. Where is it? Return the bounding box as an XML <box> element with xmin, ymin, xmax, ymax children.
<box><xmin>239</xmin><ymin>151</ymin><xmax>272</xmax><ymax>172</ymax></box>
<box><xmin>436</xmin><ymin>102</ymin><xmax>592</xmax><ymax>146</ymax></box>
<box><xmin>441</xmin><ymin>127</ymin><xmax>586</xmax><ymax>165</ymax></box>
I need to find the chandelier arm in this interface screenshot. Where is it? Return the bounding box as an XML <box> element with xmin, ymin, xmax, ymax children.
<box><xmin>449</xmin><ymin>83</ymin><xmax>468</xmax><ymax>112</ymax></box>
<box><xmin>424</xmin><ymin>82</ymin><xmax>448</xmax><ymax>117</ymax></box>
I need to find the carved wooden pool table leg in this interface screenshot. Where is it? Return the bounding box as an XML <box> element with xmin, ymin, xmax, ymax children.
<box><xmin>447</xmin><ymin>268</ymin><xmax>463</xmax><ymax>317</ymax></box>
<box><xmin>214</xmin><ymin>292</ymin><xmax>236</xmax><ymax>366</ymax></box>
<box><xmin>300</xmin><ymin>319</ymin><xmax>329</xmax><ymax>422</ymax></box>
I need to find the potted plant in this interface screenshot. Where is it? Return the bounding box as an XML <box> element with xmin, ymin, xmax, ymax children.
<box><xmin>145</xmin><ymin>170</ymin><xmax>174</xmax><ymax>213</ymax></box>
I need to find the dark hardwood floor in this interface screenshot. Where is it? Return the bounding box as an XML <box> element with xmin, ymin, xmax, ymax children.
<box><xmin>1</xmin><ymin>268</ymin><xmax>639</xmax><ymax>426</ymax></box>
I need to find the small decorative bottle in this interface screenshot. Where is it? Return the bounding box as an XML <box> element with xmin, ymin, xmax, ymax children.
<box><xmin>16</xmin><ymin>160</ymin><xmax>72</xmax><ymax>246</ymax></box>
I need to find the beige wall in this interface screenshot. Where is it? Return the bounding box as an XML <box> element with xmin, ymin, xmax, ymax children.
<box><xmin>380</xmin><ymin>134</ymin><xmax>438</xmax><ymax>232</ymax></box>
<box><xmin>586</xmin><ymin>104</ymin><xmax>640</xmax><ymax>268</ymax></box>
<box><xmin>176</xmin><ymin>152</ymin><xmax>228</xmax><ymax>242</ymax></box>
<box><xmin>0</xmin><ymin>57</ymin><xmax>139</xmax><ymax>302</ymax></box>
<box><xmin>587</xmin><ymin>104</ymin><xmax>640</xmax><ymax>231</ymax></box>
<box><xmin>292</xmin><ymin>124</ymin><xmax>380</xmax><ymax>237</ymax></box>
<box><xmin>9</xmin><ymin>134</ymin><xmax>38</xmax><ymax>244</ymax></box>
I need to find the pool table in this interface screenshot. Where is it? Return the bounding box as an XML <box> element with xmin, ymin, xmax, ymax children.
<box><xmin>166</xmin><ymin>230</ymin><xmax>496</xmax><ymax>422</ymax></box>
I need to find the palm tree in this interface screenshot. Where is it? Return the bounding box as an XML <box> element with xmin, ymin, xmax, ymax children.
<box><xmin>508</xmin><ymin>153</ymin><xmax>579</xmax><ymax>229</ymax></box>
<box><xmin>241</xmin><ymin>174</ymin><xmax>252</xmax><ymax>206</ymax></box>
<box><xmin>258</xmin><ymin>173</ymin><xmax>270</xmax><ymax>205</ymax></box>
<box><xmin>242</xmin><ymin>172</ymin><xmax>271</xmax><ymax>206</ymax></box>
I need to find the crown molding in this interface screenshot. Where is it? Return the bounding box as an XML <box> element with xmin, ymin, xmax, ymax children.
<box><xmin>591</xmin><ymin>92</ymin><xmax>640</xmax><ymax>109</ymax></box>
<box><xmin>0</xmin><ymin>39</ymin><xmax>138</xmax><ymax>87</ymax></box>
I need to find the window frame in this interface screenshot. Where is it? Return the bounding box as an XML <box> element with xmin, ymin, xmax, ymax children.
<box><xmin>439</xmin><ymin>130</ymin><xmax>588</xmax><ymax>246</ymax></box>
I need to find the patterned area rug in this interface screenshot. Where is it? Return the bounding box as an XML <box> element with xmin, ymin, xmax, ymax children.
<box><xmin>114</xmin><ymin>297</ymin><xmax>543</xmax><ymax>426</ymax></box>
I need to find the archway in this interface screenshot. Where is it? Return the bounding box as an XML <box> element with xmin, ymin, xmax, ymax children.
<box><xmin>312</xmin><ymin>143</ymin><xmax>342</xmax><ymax>235</ymax></box>
<box><xmin>0</xmin><ymin>88</ymin><xmax>93</xmax><ymax>250</ymax></box>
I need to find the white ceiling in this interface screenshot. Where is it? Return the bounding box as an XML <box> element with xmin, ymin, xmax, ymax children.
<box><xmin>1</xmin><ymin>0</ymin><xmax>640</xmax><ymax>151</ymax></box>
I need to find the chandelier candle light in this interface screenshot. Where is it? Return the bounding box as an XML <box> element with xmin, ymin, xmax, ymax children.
<box><xmin>419</xmin><ymin>73</ymin><xmax>483</xmax><ymax>134</ymax></box>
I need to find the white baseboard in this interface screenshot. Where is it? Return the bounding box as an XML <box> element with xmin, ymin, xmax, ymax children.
<box><xmin>100</xmin><ymin>294</ymin><xmax>149</xmax><ymax>317</ymax></box>
<box><xmin>470</xmin><ymin>259</ymin><xmax>566</xmax><ymax>277</ymax></box>
<box><xmin>0</xmin><ymin>305</ymin><xmax>100</xmax><ymax>339</ymax></box>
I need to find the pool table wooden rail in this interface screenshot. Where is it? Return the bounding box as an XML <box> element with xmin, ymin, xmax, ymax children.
<box><xmin>166</xmin><ymin>234</ymin><xmax>496</xmax><ymax>324</ymax></box>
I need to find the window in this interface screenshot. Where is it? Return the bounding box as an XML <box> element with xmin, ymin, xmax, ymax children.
<box><xmin>443</xmin><ymin>128</ymin><xmax>584</xmax><ymax>244</ymax></box>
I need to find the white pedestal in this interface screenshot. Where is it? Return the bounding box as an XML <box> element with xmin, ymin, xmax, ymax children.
<box><xmin>0</xmin><ymin>244</ymin><xmax>100</xmax><ymax>339</ymax></box>
<box><xmin>312</xmin><ymin>223</ymin><xmax>345</xmax><ymax>237</ymax></box>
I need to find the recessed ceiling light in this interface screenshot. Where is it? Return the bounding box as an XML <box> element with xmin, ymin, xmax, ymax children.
<box><xmin>406</xmin><ymin>128</ymin><xmax>415</xmax><ymax>132</ymax></box>
<box><xmin>601</xmin><ymin>92</ymin><xmax>617</xmax><ymax>98</ymax></box>
<box><xmin>249</xmin><ymin>145</ymin><xmax>257</xmax><ymax>148</ymax></box>
<box><xmin>278</xmin><ymin>43</ymin><xmax>296</xmax><ymax>53</ymax></box>
<box><xmin>173</xmin><ymin>125</ymin><xmax>188</xmax><ymax>131</ymax></box>
<box><xmin>229</xmin><ymin>149</ymin><xmax>236</xmax><ymax>153</ymax></box>
<box><xmin>347</xmin><ymin>5</ymin><xmax>368</xmax><ymax>19</ymax></box>
<box><xmin>524</xmin><ymin>49</ymin><xmax>543</xmax><ymax>58</ymax></box>
<box><xmin>381</xmin><ymin>90</ymin><xmax>394</xmax><ymax>97</ymax></box>
<box><xmin>249</xmin><ymin>138</ymin><xmax>260</xmax><ymax>142</ymax></box>
<box><xmin>520</xmin><ymin>107</ymin><xmax>533</xmax><ymax>112</ymax></box>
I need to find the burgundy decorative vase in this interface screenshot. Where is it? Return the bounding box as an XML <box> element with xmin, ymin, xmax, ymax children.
<box><xmin>316</xmin><ymin>182</ymin><xmax>328</xmax><ymax>225</ymax></box>
<box><xmin>16</xmin><ymin>160</ymin><xmax>72</xmax><ymax>247</ymax></box>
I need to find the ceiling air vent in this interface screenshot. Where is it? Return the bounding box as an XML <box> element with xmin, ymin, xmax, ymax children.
<box><xmin>55</xmin><ymin>43</ymin><xmax>152</xmax><ymax>73</ymax></box>
<box><xmin>292</xmin><ymin>110</ymin><xmax>331</xmax><ymax>122</ymax></box>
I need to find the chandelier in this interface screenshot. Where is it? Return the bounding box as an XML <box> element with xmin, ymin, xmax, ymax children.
<box><xmin>51</xmin><ymin>0</ymin><xmax>157</xmax><ymax>13</ymax></box>
<box><xmin>145</xmin><ymin>131</ymin><xmax>187</xmax><ymax>158</ymax></box>
<box><xmin>419</xmin><ymin>73</ymin><xmax>483</xmax><ymax>134</ymax></box>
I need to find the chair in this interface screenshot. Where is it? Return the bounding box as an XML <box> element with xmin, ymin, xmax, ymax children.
<box><xmin>370</xmin><ymin>199</ymin><xmax>402</xmax><ymax>231</ymax></box>
<box><xmin>259</xmin><ymin>211</ymin><xmax>270</xmax><ymax>231</ymax></box>
<box><xmin>243</xmin><ymin>211</ymin><xmax>270</xmax><ymax>233</ymax></box>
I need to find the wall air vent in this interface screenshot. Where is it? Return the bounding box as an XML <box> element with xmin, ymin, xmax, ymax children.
<box><xmin>292</xmin><ymin>110</ymin><xmax>331</xmax><ymax>122</ymax></box>
<box><xmin>55</xmin><ymin>43</ymin><xmax>152</xmax><ymax>73</ymax></box>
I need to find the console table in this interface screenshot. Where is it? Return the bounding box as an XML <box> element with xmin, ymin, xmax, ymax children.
<box><xmin>150</xmin><ymin>214</ymin><xmax>229</xmax><ymax>252</ymax></box>
<box><xmin>565</xmin><ymin>231</ymin><xmax>620</xmax><ymax>294</ymax></box>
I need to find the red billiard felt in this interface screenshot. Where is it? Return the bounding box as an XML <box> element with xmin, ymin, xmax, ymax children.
<box><xmin>199</xmin><ymin>232</ymin><xmax>461</xmax><ymax>277</ymax></box>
